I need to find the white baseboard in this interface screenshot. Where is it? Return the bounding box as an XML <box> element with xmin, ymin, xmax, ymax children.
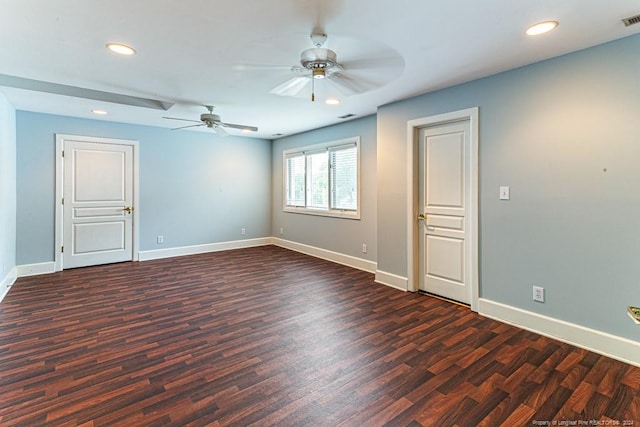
<box><xmin>138</xmin><ymin>237</ymin><xmax>272</xmax><ymax>261</ymax></box>
<box><xmin>479</xmin><ymin>298</ymin><xmax>640</xmax><ymax>368</ymax></box>
<box><xmin>272</xmin><ymin>238</ymin><xmax>377</xmax><ymax>274</ymax></box>
<box><xmin>0</xmin><ymin>266</ymin><xmax>17</xmax><ymax>303</ymax></box>
<box><xmin>374</xmin><ymin>270</ymin><xmax>408</xmax><ymax>291</ymax></box>
<box><xmin>17</xmin><ymin>262</ymin><xmax>55</xmax><ymax>277</ymax></box>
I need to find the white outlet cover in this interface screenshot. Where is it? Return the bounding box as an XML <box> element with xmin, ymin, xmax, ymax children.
<box><xmin>533</xmin><ymin>286</ymin><xmax>545</xmax><ymax>302</ymax></box>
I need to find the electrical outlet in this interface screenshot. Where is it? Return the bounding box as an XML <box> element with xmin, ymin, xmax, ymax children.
<box><xmin>241</xmin><ymin>228</ymin><xmax>246</xmax><ymax>235</ymax></box>
<box><xmin>533</xmin><ymin>286</ymin><xmax>545</xmax><ymax>303</ymax></box>
<box><xmin>157</xmin><ymin>235</ymin><xmax>164</xmax><ymax>244</ymax></box>
<box><xmin>279</xmin><ymin>227</ymin><xmax>284</xmax><ymax>235</ymax></box>
<box><xmin>362</xmin><ymin>243</ymin><xmax>367</xmax><ymax>254</ymax></box>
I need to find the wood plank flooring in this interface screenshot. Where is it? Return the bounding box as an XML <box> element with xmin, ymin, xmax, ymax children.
<box><xmin>0</xmin><ymin>246</ymin><xmax>638</xmax><ymax>426</ymax></box>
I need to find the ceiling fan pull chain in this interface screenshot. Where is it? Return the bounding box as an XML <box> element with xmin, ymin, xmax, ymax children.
<box><xmin>311</xmin><ymin>76</ymin><xmax>315</xmax><ymax>102</ymax></box>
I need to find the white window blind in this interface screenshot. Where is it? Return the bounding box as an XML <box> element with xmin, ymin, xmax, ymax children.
<box><xmin>285</xmin><ymin>154</ymin><xmax>305</xmax><ymax>207</ymax></box>
<box><xmin>330</xmin><ymin>144</ymin><xmax>358</xmax><ymax>211</ymax></box>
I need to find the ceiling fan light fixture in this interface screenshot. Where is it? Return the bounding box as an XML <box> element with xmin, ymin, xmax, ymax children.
<box><xmin>325</xmin><ymin>98</ymin><xmax>340</xmax><ymax>105</ymax></box>
<box><xmin>526</xmin><ymin>21</ymin><xmax>558</xmax><ymax>36</ymax></box>
<box><xmin>106</xmin><ymin>42</ymin><xmax>136</xmax><ymax>55</ymax></box>
<box><xmin>91</xmin><ymin>109</ymin><xmax>108</xmax><ymax>115</ymax></box>
<box><xmin>313</xmin><ymin>68</ymin><xmax>326</xmax><ymax>79</ymax></box>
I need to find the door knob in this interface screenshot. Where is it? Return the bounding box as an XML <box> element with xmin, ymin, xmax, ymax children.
<box><xmin>122</xmin><ymin>206</ymin><xmax>132</xmax><ymax>214</ymax></box>
<box><xmin>417</xmin><ymin>213</ymin><xmax>426</xmax><ymax>221</ymax></box>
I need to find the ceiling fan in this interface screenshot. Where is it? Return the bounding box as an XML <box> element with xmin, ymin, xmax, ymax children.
<box><xmin>163</xmin><ymin>105</ymin><xmax>258</xmax><ymax>135</ymax></box>
<box><xmin>270</xmin><ymin>32</ymin><xmax>391</xmax><ymax>101</ymax></box>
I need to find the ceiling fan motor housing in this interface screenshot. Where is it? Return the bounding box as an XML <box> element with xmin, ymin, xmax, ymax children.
<box><xmin>201</xmin><ymin>113</ymin><xmax>221</xmax><ymax>126</ymax></box>
<box><xmin>300</xmin><ymin>48</ymin><xmax>338</xmax><ymax>70</ymax></box>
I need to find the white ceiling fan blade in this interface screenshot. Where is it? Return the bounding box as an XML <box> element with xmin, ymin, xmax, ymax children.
<box><xmin>221</xmin><ymin>122</ymin><xmax>258</xmax><ymax>132</ymax></box>
<box><xmin>171</xmin><ymin>123</ymin><xmax>205</xmax><ymax>130</ymax></box>
<box><xmin>214</xmin><ymin>126</ymin><xmax>228</xmax><ymax>137</ymax></box>
<box><xmin>327</xmin><ymin>72</ymin><xmax>376</xmax><ymax>95</ymax></box>
<box><xmin>340</xmin><ymin>53</ymin><xmax>405</xmax><ymax>73</ymax></box>
<box><xmin>233</xmin><ymin>64</ymin><xmax>294</xmax><ymax>71</ymax></box>
<box><xmin>270</xmin><ymin>76</ymin><xmax>310</xmax><ymax>97</ymax></box>
<box><xmin>163</xmin><ymin>116</ymin><xmax>202</xmax><ymax>123</ymax></box>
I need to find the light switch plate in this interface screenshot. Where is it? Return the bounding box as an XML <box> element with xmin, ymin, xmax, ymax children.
<box><xmin>499</xmin><ymin>186</ymin><xmax>510</xmax><ymax>200</ymax></box>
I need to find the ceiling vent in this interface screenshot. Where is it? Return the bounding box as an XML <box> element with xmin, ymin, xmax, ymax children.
<box><xmin>622</xmin><ymin>14</ymin><xmax>640</xmax><ymax>26</ymax></box>
<box><xmin>338</xmin><ymin>113</ymin><xmax>356</xmax><ymax>119</ymax></box>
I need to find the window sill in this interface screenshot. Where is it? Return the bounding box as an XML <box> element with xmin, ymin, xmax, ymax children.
<box><xmin>284</xmin><ymin>207</ymin><xmax>360</xmax><ymax>220</ymax></box>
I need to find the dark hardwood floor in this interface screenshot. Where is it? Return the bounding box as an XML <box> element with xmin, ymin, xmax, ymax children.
<box><xmin>0</xmin><ymin>246</ymin><xmax>638</xmax><ymax>426</ymax></box>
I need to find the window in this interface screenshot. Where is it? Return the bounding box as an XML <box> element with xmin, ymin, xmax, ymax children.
<box><xmin>285</xmin><ymin>154</ymin><xmax>305</xmax><ymax>207</ymax></box>
<box><xmin>284</xmin><ymin>137</ymin><xmax>360</xmax><ymax>219</ymax></box>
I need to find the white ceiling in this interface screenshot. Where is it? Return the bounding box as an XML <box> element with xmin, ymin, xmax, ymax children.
<box><xmin>1</xmin><ymin>0</ymin><xmax>639</xmax><ymax>139</ymax></box>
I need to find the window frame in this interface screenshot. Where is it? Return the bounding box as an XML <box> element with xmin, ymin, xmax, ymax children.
<box><xmin>283</xmin><ymin>136</ymin><xmax>361</xmax><ymax>220</ymax></box>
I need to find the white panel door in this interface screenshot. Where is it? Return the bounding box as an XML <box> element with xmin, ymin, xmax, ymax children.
<box><xmin>63</xmin><ymin>140</ymin><xmax>133</xmax><ymax>269</ymax></box>
<box><xmin>418</xmin><ymin>120</ymin><xmax>470</xmax><ymax>304</ymax></box>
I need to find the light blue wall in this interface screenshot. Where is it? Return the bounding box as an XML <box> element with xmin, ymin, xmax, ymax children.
<box><xmin>376</xmin><ymin>34</ymin><xmax>640</xmax><ymax>340</ymax></box>
<box><xmin>271</xmin><ymin>115</ymin><xmax>377</xmax><ymax>262</ymax></box>
<box><xmin>0</xmin><ymin>93</ymin><xmax>16</xmax><ymax>282</ymax></box>
<box><xmin>16</xmin><ymin>112</ymin><xmax>272</xmax><ymax>264</ymax></box>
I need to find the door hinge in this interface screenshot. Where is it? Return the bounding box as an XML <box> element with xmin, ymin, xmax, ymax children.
<box><xmin>61</xmin><ymin>246</ymin><xmax>64</xmax><ymax>253</ymax></box>
<box><xmin>61</xmin><ymin>197</ymin><xmax>64</xmax><ymax>205</ymax></box>
<box><xmin>61</xmin><ymin>150</ymin><xmax>64</xmax><ymax>157</ymax></box>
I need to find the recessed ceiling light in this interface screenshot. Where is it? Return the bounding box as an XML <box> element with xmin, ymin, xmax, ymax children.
<box><xmin>106</xmin><ymin>43</ymin><xmax>136</xmax><ymax>55</ymax></box>
<box><xmin>91</xmin><ymin>109</ymin><xmax>108</xmax><ymax>115</ymax></box>
<box><xmin>526</xmin><ymin>21</ymin><xmax>558</xmax><ymax>36</ymax></box>
<box><xmin>325</xmin><ymin>98</ymin><xmax>340</xmax><ymax>105</ymax></box>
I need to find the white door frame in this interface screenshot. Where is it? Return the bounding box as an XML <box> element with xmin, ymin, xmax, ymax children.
<box><xmin>406</xmin><ymin>107</ymin><xmax>479</xmax><ymax>311</ymax></box>
<box><xmin>54</xmin><ymin>134</ymin><xmax>140</xmax><ymax>272</ymax></box>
